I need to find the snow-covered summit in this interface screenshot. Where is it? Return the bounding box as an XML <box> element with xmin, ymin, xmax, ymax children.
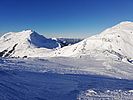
<box><xmin>1</xmin><ymin>29</ymin><xmax>60</xmax><ymax>48</ymax></box>
<box><xmin>0</xmin><ymin>30</ymin><xmax>60</xmax><ymax>57</ymax></box>
<box><xmin>54</xmin><ymin>21</ymin><xmax>133</xmax><ymax>62</ymax></box>
<box><xmin>1</xmin><ymin>21</ymin><xmax>133</xmax><ymax>60</ymax></box>
<box><xmin>100</xmin><ymin>21</ymin><xmax>133</xmax><ymax>35</ymax></box>
<box><xmin>119</xmin><ymin>21</ymin><xmax>132</xmax><ymax>25</ymax></box>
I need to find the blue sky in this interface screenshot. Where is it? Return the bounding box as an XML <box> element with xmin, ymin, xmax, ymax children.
<box><xmin>0</xmin><ymin>0</ymin><xmax>133</xmax><ymax>38</ymax></box>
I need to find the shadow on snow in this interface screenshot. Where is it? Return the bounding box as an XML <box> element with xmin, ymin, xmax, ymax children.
<box><xmin>0</xmin><ymin>70</ymin><xmax>133</xmax><ymax>100</ymax></box>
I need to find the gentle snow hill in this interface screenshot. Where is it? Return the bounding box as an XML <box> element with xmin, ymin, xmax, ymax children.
<box><xmin>0</xmin><ymin>30</ymin><xmax>60</xmax><ymax>57</ymax></box>
<box><xmin>53</xmin><ymin>21</ymin><xmax>133</xmax><ymax>62</ymax></box>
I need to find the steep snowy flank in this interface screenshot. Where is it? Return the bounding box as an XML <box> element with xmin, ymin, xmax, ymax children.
<box><xmin>1</xmin><ymin>21</ymin><xmax>133</xmax><ymax>60</ymax></box>
<box><xmin>0</xmin><ymin>30</ymin><xmax>60</xmax><ymax>57</ymax></box>
<box><xmin>54</xmin><ymin>21</ymin><xmax>133</xmax><ymax>62</ymax></box>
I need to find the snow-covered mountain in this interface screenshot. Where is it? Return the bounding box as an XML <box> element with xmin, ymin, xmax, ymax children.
<box><xmin>1</xmin><ymin>22</ymin><xmax>133</xmax><ymax>100</ymax></box>
<box><xmin>0</xmin><ymin>30</ymin><xmax>60</xmax><ymax>57</ymax></box>
<box><xmin>1</xmin><ymin>21</ymin><xmax>133</xmax><ymax>62</ymax></box>
<box><xmin>54</xmin><ymin>21</ymin><xmax>133</xmax><ymax>62</ymax></box>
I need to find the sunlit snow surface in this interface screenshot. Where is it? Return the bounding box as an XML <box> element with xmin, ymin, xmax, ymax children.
<box><xmin>0</xmin><ymin>57</ymin><xmax>133</xmax><ymax>100</ymax></box>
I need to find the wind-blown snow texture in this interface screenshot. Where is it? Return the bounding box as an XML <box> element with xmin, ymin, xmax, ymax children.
<box><xmin>0</xmin><ymin>58</ymin><xmax>133</xmax><ymax>100</ymax></box>
<box><xmin>0</xmin><ymin>21</ymin><xmax>133</xmax><ymax>100</ymax></box>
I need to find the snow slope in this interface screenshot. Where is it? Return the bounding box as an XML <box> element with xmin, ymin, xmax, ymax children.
<box><xmin>0</xmin><ymin>22</ymin><xmax>133</xmax><ymax>100</ymax></box>
<box><xmin>1</xmin><ymin>69</ymin><xmax>133</xmax><ymax>100</ymax></box>
<box><xmin>1</xmin><ymin>21</ymin><xmax>133</xmax><ymax>61</ymax></box>
<box><xmin>54</xmin><ymin>21</ymin><xmax>133</xmax><ymax>62</ymax></box>
<box><xmin>0</xmin><ymin>30</ymin><xmax>60</xmax><ymax>57</ymax></box>
<box><xmin>0</xmin><ymin>22</ymin><xmax>133</xmax><ymax>62</ymax></box>
<box><xmin>0</xmin><ymin>58</ymin><xmax>133</xmax><ymax>100</ymax></box>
